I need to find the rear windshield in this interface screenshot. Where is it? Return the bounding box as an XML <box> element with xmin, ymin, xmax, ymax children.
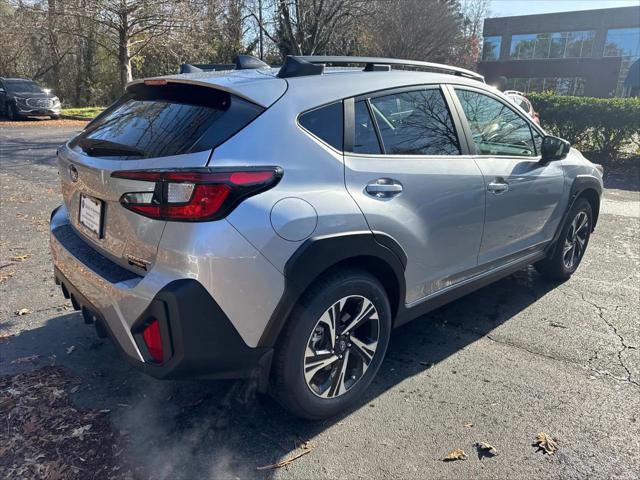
<box><xmin>71</xmin><ymin>83</ymin><xmax>264</xmax><ymax>158</ymax></box>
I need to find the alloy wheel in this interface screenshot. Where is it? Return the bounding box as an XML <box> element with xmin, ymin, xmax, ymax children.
<box><xmin>303</xmin><ymin>295</ymin><xmax>380</xmax><ymax>398</ymax></box>
<box><xmin>562</xmin><ymin>211</ymin><xmax>589</xmax><ymax>270</ymax></box>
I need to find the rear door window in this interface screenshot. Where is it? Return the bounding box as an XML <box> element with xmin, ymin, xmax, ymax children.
<box><xmin>73</xmin><ymin>83</ymin><xmax>264</xmax><ymax>158</ymax></box>
<box><xmin>354</xmin><ymin>100</ymin><xmax>382</xmax><ymax>154</ymax></box>
<box><xmin>298</xmin><ymin>101</ymin><xmax>343</xmax><ymax>150</ymax></box>
<box><xmin>369</xmin><ymin>89</ymin><xmax>461</xmax><ymax>155</ymax></box>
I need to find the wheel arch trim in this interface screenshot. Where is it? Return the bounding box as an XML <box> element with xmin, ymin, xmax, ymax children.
<box><xmin>256</xmin><ymin>231</ymin><xmax>406</xmax><ymax>347</ymax></box>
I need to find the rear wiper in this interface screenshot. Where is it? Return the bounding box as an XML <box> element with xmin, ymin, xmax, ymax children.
<box><xmin>78</xmin><ymin>138</ymin><xmax>145</xmax><ymax>157</ymax></box>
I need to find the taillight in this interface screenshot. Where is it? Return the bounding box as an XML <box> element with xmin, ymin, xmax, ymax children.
<box><xmin>111</xmin><ymin>167</ymin><xmax>282</xmax><ymax>221</ymax></box>
<box><xmin>142</xmin><ymin>319</ymin><xmax>163</xmax><ymax>363</ymax></box>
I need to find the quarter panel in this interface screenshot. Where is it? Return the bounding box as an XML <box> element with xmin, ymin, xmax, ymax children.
<box><xmin>213</xmin><ymin>95</ymin><xmax>370</xmax><ymax>273</ymax></box>
<box><xmin>156</xmin><ymin>219</ymin><xmax>285</xmax><ymax>347</ymax></box>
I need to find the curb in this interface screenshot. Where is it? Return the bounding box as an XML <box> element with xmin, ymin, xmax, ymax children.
<box><xmin>60</xmin><ymin>114</ymin><xmax>93</xmax><ymax>121</ymax></box>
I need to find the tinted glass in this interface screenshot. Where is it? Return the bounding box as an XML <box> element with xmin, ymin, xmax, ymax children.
<box><xmin>455</xmin><ymin>89</ymin><xmax>536</xmax><ymax>157</ymax></box>
<box><xmin>299</xmin><ymin>101</ymin><xmax>343</xmax><ymax>150</ymax></box>
<box><xmin>369</xmin><ymin>89</ymin><xmax>460</xmax><ymax>155</ymax></box>
<box><xmin>482</xmin><ymin>36</ymin><xmax>502</xmax><ymax>61</ymax></box>
<box><xmin>353</xmin><ymin>100</ymin><xmax>381</xmax><ymax>154</ymax></box>
<box><xmin>4</xmin><ymin>80</ymin><xmax>42</xmax><ymax>94</ymax></box>
<box><xmin>604</xmin><ymin>27</ymin><xmax>640</xmax><ymax>57</ymax></box>
<box><xmin>510</xmin><ymin>31</ymin><xmax>594</xmax><ymax>60</ymax></box>
<box><xmin>74</xmin><ymin>83</ymin><xmax>263</xmax><ymax>159</ymax></box>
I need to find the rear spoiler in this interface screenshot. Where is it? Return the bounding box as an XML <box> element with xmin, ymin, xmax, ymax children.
<box><xmin>180</xmin><ymin>55</ymin><xmax>269</xmax><ymax>74</ymax></box>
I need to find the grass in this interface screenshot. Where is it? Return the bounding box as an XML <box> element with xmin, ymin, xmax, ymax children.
<box><xmin>61</xmin><ymin>107</ymin><xmax>104</xmax><ymax>119</ymax></box>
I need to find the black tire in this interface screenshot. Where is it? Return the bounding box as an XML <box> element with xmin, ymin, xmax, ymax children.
<box><xmin>535</xmin><ymin>197</ymin><xmax>593</xmax><ymax>281</ymax></box>
<box><xmin>272</xmin><ymin>268</ymin><xmax>392</xmax><ymax>420</ymax></box>
<box><xmin>7</xmin><ymin>104</ymin><xmax>18</xmax><ymax>121</ymax></box>
<box><xmin>50</xmin><ymin>115</ymin><xmax>60</xmax><ymax>120</ymax></box>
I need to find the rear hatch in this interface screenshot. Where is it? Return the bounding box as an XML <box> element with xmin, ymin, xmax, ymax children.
<box><xmin>58</xmin><ymin>80</ymin><xmax>270</xmax><ymax>274</ymax></box>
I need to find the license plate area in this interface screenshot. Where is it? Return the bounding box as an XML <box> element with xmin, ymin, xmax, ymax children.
<box><xmin>79</xmin><ymin>194</ymin><xmax>104</xmax><ymax>238</ymax></box>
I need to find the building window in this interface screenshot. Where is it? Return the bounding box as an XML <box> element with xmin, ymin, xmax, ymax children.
<box><xmin>603</xmin><ymin>27</ymin><xmax>640</xmax><ymax>96</ymax></box>
<box><xmin>482</xmin><ymin>36</ymin><xmax>502</xmax><ymax>61</ymax></box>
<box><xmin>510</xmin><ymin>31</ymin><xmax>595</xmax><ymax>60</ymax></box>
<box><xmin>603</xmin><ymin>27</ymin><xmax>640</xmax><ymax>58</ymax></box>
<box><xmin>506</xmin><ymin>77</ymin><xmax>586</xmax><ymax>96</ymax></box>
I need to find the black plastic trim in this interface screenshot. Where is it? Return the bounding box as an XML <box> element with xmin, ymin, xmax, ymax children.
<box><xmin>543</xmin><ymin>175</ymin><xmax>602</xmax><ymax>260</ymax></box>
<box><xmin>54</xmin><ymin>268</ymin><xmax>272</xmax><ymax>382</ymax></box>
<box><xmin>257</xmin><ymin>231</ymin><xmax>407</xmax><ymax>347</ymax></box>
<box><xmin>394</xmin><ymin>250</ymin><xmax>547</xmax><ymax>326</ymax></box>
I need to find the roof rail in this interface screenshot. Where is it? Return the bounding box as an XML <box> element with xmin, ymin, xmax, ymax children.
<box><xmin>277</xmin><ymin>55</ymin><xmax>484</xmax><ymax>82</ymax></box>
<box><xmin>179</xmin><ymin>55</ymin><xmax>269</xmax><ymax>74</ymax></box>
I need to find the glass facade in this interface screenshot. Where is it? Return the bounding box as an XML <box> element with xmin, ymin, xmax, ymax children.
<box><xmin>603</xmin><ymin>27</ymin><xmax>640</xmax><ymax>96</ymax></box>
<box><xmin>509</xmin><ymin>31</ymin><xmax>595</xmax><ymax>60</ymax></box>
<box><xmin>482</xmin><ymin>36</ymin><xmax>502</xmax><ymax>61</ymax></box>
<box><xmin>603</xmin><ymin>27</ymin><xmax>640</xmax><ymax>58</ymax></box>
<box><xmin>506</xmin><ymin>77</ymin><xmax>586</xmax><ymax>96</ymax></box>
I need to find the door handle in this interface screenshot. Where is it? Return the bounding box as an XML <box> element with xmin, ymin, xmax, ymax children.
<box><xmin>366</xmin><ymin>179</ymin><xmax>403</xmax><ymax>198</ymax></box>
<box><xmin>487</xmin><ymin>180</ymin><xmax>509</xmax><ymax>194</ymax></box>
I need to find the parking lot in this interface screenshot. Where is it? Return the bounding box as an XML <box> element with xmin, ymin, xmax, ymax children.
<box><xmin>1</xmin><ymin>120</ymin><xmax>639</xmax><ymax>479</ymax></box>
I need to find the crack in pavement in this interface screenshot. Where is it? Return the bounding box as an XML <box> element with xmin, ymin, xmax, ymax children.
<box><xmin>484</xmin><ymin>333</ymin><xmax>640</xmax><ymax>389</ymax></box>
<box><xmin>570</xmin><ymin>287</ymin><xmax>639</xmax><ymax>388</ymax></box>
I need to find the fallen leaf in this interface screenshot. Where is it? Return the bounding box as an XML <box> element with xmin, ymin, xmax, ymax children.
<box><xmin>15</xmin><ymin>308</ymin><xmax>32</xmax><ymax>316</ymax></box>
<box><xmin>533</xmin><ymin>432</ymin><xmax>558</xmax><ymax>454</ymax></box>
<box><xmin>443</xmin><ymin>448</ymin><xmax>468</xmax><ymax>461</ymax></box>
<box><xmin>0</xmin><ymin>271</ymin><xmax>15</xmax><ymax>284</ymax></box>
<box><xmin>474</xmin><ymin>441</ymin><xmax>498</xmax><ymax>458</ymax></box>
<box><xmin>11</xmin><ymin>354</ymin><xmax>40</xmax><ymax>364</ymax></box>
<box><xmin>257</xmin><ymin>442</ymin><xmax>314</xmax><ymax>470</ymax></box>
<box><xmin>549</xmin><ymin>321</ymin><xmax>567</xmax><ymax>329</ymax></box>
<box><xmin>463</xmin><ymin>422</ymin><xmax>474</xmax><ymax>428</ymax></box>
<box><xmin>66</xmin><ymin>345</ymin><xmax>76</xmax><ymax>355</ymax></box>
<box><xmin>23</xmin><ymin>418</ymin><xmax>41</xmax><ymax>435</ymax></box>
<box><xmin>70</xmin><ymin>424</ymin><xmax>92</xmax><ymax>440</ymax></box>
<box><xmin>10</xmin><ymin>254</ymin><xmax>31</xmax><ymax>262</ymax></box>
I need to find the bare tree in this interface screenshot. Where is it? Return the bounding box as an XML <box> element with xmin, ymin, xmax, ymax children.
<box><xmin>369</xmin><ymin>0</ymin><xmax>463</xmax><ymax>62</ymax></box>
<box><xmin>62</xmin><ymin>0</ymin><xmax>191</xmax><ymax>88</ymax></box>
<box><xmin>253</xmin><ymin>0</ymin><xmax>367</xmax><ymax>56</ymax></box>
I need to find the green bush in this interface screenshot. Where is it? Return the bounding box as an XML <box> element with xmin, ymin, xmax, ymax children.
<box><xmin>527</xmin><ymin>92</ymin><xmax>640</xmax><ymax>159</ymax></box>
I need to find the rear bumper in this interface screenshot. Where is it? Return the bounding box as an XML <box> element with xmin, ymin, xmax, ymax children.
<box><xmin>50</xmin><ymin>205</ymin><xmax>273</xmax><ymax>382</ymax></box>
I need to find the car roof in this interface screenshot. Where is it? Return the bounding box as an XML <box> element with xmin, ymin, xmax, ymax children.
<box><xmin>284</xmin><ymin>68</ymin><xmax>498</xmax><ymax>110</ymax></box>
<box><xmin>132</xmin><ymin>67</ymin><xmax>495</xmax><ymax>109</ymax></box>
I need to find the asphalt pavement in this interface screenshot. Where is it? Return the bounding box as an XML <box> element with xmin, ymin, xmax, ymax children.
<box><xmin>1</xmin><ymin>120</ymin><xmax>639</xmax><ymax>479</ymax></box>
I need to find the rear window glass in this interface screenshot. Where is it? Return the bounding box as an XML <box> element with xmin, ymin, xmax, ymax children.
<box><xmin>72</xmin><ymin>83</ymin><xmax>263</xmax><ymax>158</ymax></box>
<box><xmin>353</xmin><ymin>100</ymin><xmax>382</xmax><ymax>154</ymax></box>
<box><xmin>298</xmin><ymin>102</ymin><xmax>343</xmax><ymax>150</ymax></box>
<box><xmin>369</xmin><ymin>89</ymin><xmax>461</xmax><ymax>156</ymax></box>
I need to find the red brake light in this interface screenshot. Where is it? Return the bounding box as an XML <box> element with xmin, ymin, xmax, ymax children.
<box><xmin>142</xmin><ymin>319</ymin><xmax>163</xmax><ymax>363</ymax></box>
<box><xmin>112</xmin><ymin>168</ymin><xmax>282</xmax><ymax>221</ymax></box>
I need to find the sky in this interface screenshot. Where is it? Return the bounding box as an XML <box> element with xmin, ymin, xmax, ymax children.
<box><xmin>489</xmin><ymin>0</ymin><xmax>640</xmax><ymax>18</ymax></box>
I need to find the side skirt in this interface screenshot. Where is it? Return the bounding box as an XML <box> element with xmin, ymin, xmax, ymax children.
<box><xmin>394</xmin><ymin>250</ymin><xmax>547</xmax><ymax>327</ymax></box>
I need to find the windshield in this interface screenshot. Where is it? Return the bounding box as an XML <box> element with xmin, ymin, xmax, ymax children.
<box><xmin>4</xmin><ymin>80</ymin><xmax>43</xmax><ymax>94</ymax></box>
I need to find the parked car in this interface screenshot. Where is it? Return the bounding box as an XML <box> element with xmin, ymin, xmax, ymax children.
<box><xmin>0</xmin><ymin>77</ymin><xmax>61</xmax><ymax>120</ymax></box>
<box><xmin>504</xmin><ymin>90</ymin><xmax>540</xmax><ymax>125</ymax></box>
<box><xmin>49</xmin><ymin>55</ymin><xmax>603</xmax><ymax>419</ymax></box>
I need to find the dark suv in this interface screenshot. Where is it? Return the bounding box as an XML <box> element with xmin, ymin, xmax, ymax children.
<box><xmin>0</xmin><ymin>77</ymin><xmax>61</xmax><ymax>120</ymax></box>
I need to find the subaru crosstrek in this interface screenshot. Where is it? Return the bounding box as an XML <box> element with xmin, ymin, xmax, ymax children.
<box><xmin>50</xmin><ymin>55</ymin><xmax>603</xmax><ymax>419</ymax></box>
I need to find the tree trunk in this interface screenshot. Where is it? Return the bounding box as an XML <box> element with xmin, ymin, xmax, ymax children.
<box><xmin>118</xmin><ymin>28</ymin><xmax>132</xmax><ymax>89</ymax></box>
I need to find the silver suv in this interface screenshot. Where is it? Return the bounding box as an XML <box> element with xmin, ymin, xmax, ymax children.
<box><xmin>50</xmin><ymin>55</ymin><xmax>603</xmax><ymax>419</ymax></box>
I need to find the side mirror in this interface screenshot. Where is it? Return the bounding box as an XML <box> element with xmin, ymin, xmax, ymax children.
<box><xmin>0</xmin><ymin>88</ymin><xmax>5</xmax><ymax>94</ymax></box>
<box><xmin>541</xmin><ymin>135</ymin><xmax>570</xmax><ymax>163</ymax></box>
